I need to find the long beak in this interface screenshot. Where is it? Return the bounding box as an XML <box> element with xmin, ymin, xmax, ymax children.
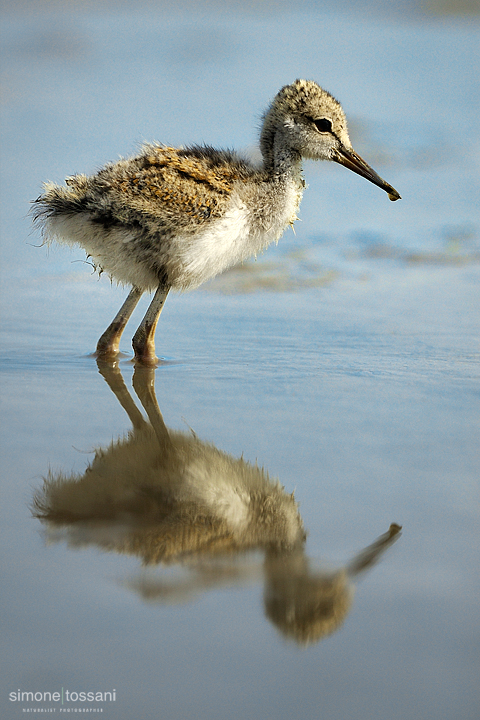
<box><xmin>333</xmin><ymin>145</ymin><xmax>401</xmax><ymax>201</ymax></box>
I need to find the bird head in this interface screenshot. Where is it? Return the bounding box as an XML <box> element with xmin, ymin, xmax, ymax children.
<box><xmin>262</xmin><ymin>79</ymin><xmax>401</xmax><ymax>201</ymax></box>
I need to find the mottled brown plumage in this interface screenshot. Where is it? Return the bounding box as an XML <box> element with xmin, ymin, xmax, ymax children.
<box><xmin>32</xmin><ymin>79</ymin><xmax>400</xmax><ymax>364</ymax></box>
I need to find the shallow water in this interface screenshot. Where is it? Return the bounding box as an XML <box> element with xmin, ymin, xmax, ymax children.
<box><xmin>1</xmin><ymin>2</ymin><xmax>479</xmax><ymax>719</ymax></box>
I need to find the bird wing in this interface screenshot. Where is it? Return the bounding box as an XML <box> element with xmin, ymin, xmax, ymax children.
<box><xmin>96</xmin><ymin>144</ymin><xmax>255</xmax><ymax>230</ymax></box>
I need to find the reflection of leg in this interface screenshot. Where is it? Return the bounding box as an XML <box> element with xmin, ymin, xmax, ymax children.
<box><xmin>132</xmin><ymin>366</ymin><xmax>172</xmax><ymax>451</ymax></box>
<box><xmin>132</xmin><ymin>284</ymin><xmax>170</xmax><ymax>366</ymax></box>
<box><xmin>96</xmin><ymin>358</ymin><xmax>147</xmax><ymax>431</ymax></box>
<box><xmin>347</xmin><ymin>523</ymin><xmax>402</xmax><ymax>576</ymax></box>
<box><xmin>96</xmin><ymin>287</ymin><xmax>143</xmax><ymax>357</ymax></box>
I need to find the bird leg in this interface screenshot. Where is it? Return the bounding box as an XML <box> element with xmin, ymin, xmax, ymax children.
<box><xmin>96</xmin><ymin>357</ymin><xmax>148</xmax><ymax>431</ymax></box>
<box><xmin>132</xmin><ymin>283</ymin><xmax>170</xmax><ymax>366</ymax></box>
<box><xmin>96</xmin><ymin>286</ymin><xmax>143</xmax><ymax>357</ymax></box>
<box><xmin>132</xmin><ymin>365</ymin><xmax>174</xmax><ymax>452</ymax></box>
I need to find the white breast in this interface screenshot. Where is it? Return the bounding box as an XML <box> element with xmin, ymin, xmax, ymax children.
<box><xmin>167</xmin><ymin>179</ymin><xmax>303</xmax><ymax>291</ymax></box>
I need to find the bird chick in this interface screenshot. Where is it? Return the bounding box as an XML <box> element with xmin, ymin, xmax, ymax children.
<box><xmin>32</xmin><ymin>79</ymin><xmax>400</xmax><ymax>365</ymax></box>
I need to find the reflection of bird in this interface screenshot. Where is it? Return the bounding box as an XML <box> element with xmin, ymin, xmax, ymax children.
<box><xmin>33</xmin><ymin>361</ymin><xmax>401</xmax><ymax>646</ymax></box>
<box><xmin>33</xmin><ymin>362</ymin><xmax>306</xmax><ymax>559</ymax></box>
<box><xmin>32</xmin><ymin>80</ymin><xmax>400</xmax><ymax>364</ymax></box>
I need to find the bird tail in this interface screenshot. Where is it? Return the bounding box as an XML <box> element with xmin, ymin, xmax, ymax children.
<box><xmin>31</xmin><ymin>175</ymin><xmax>90</xmax><ymax>244</ymax></box>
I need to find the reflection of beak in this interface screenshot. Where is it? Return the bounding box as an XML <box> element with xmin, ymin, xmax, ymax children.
<box><xmin>333</xmin><ymin>145</ymin><xmax>401</xmax><ymax>201</ymax></box>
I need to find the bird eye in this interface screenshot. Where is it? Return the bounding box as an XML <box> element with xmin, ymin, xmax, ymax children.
<box><xmin>313</xmin><ymin>118</ymin><xmax>332</xmax><ymax>133</ymax></box>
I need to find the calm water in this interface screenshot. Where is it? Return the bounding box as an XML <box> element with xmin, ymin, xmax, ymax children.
<box><xmin>1</xmin><ymin>2</ymin><xmax>479</xmax><ymax>719</ymax></box>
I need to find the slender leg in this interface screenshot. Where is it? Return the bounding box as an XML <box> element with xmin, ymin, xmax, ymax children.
<box><xmin>96</xmin><ymin>287</ymin><xmax>143</xmax><ymax>357</ymax></box>
<box><xmin>132</xmin><ymin>365</ymin><xmax>173</xmax><ymax>451</ymax></box>
<box><xmin>96</xmin><ymin>358</ymin><xmax>148</xmax><ymax>431</ymax></box>
<box><xmin>132</xmin><ymin>283</ymin><xmax>170</xmax><ymax>366</ymax></box>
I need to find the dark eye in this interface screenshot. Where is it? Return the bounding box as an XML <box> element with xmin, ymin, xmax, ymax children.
<box><xmin>313</xmin><ymin>118</ymin><xmax>332</xmax><ymax>133</ymax></box>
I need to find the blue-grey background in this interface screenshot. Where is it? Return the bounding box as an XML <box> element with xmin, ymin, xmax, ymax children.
<box><xmin>1</xmin><ymin>1</ymin><xmax>479</xmax><ymax>718</ymax></box>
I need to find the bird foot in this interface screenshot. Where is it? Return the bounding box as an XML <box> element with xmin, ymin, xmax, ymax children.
<box><xmin>132</xmin><ymin>338</ymin><xmax>158</xmax><ymax>367</ymax></box>
<box><xmin>95</xmin><ymin>347</ymin><xmax>120</xmax><ymax>359</ymax></box>
<box><xmin>133</xmin><ymin>352</ymin><xmax>159</xmax><ymax>368</ymax></box>
<box><xmin>132</xmin><ymin>327</ymin><xmax>159</xmax><ymax>367</ymax></box>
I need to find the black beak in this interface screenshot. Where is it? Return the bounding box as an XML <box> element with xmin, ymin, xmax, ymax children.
<box><xmin>333</xmin><ymin>145</ymin><xmax>401</xmax><ymax>201</ymax></box>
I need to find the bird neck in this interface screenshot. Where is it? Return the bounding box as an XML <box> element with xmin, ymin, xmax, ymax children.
<box><xmin>260</xmin><ymin>119</ymin><xmax>303</xmax><ymax>182</ymax></box>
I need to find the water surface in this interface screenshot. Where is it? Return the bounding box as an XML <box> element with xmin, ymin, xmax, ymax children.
<box><xmin>1</xmin><ymin>2</ymin><xmax>479</xmax><ymax>719</ymax></box>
